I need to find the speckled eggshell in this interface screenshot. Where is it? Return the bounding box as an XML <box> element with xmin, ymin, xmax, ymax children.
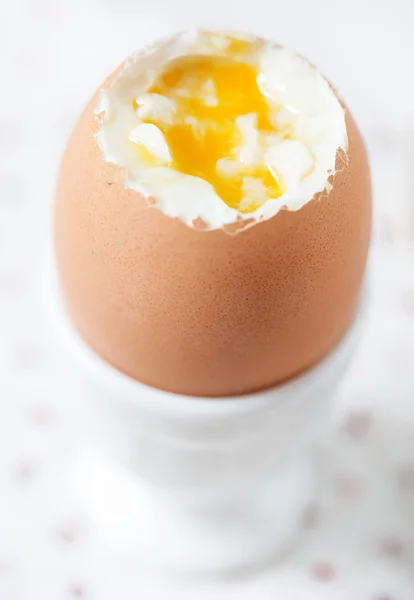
<box><xmin>54</xmin><ymin>64</ymin><xmax>372</xmax><ymax>398</ymax></box>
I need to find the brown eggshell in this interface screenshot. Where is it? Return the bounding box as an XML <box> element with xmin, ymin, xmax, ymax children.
<box><xmin>54</xmin><ymin>64</ymin><xmax>372</xmax><ymax>398</ymax></box>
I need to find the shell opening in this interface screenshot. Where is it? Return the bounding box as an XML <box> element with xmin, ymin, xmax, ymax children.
<box><xmin>96</xmin><ymin>29</ymin><xmax>348</xmax><ymax>231</ymax></box>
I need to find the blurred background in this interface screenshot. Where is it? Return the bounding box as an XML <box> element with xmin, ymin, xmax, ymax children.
<box><xmin>2</xmin><ymin>0</ymin><xmax>414</xmax><ymax>598</ymax></box>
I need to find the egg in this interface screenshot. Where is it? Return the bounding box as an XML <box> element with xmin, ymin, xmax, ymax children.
<box><xmin>54</xmin><ymin>29</ymin><xmax>372</xmax><ymax>397</ymax></box>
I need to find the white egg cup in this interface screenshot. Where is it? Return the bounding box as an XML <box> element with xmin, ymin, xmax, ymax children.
<box><xmin>46</xmin><ymin>258</ymin><xmax>366</xmax><ymax>575</ymax></box>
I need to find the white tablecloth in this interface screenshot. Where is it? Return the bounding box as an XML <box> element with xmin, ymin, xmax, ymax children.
<box><xmin>2</xmin><ymin>1</ymin><xmax>414</xmax><ymax>597</ymax></box>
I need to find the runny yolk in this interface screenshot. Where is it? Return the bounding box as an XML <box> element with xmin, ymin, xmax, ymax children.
<box><xmin>143</xmin><ymin>54</ymin><xmax>284</xmax><ymax>212</ymax></box>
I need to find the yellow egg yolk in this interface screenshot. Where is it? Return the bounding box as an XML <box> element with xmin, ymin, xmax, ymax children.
<box><xmin>135</xmin><ymin>53</ymin><xmax>284</xmax><ymax>213</ymax></box>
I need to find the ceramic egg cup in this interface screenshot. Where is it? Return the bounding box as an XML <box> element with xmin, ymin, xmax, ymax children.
<box><xmin>46</xmin><ymin>258</ymin><xmax>366</xmax><ymax>574</ymax></box>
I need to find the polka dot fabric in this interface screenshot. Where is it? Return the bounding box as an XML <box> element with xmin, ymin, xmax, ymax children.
<box><xmin>3</xmin><ymin>1</ymin><xmax>414</xmax><ymax>598</ymax></box>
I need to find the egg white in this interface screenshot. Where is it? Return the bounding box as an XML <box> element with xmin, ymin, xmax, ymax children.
<box><xmin>96</xmin><ymin>29</ymin><xmax>348</xmax><ymax>230</ymax></box>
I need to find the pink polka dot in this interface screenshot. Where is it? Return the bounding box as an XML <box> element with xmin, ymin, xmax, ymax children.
<box><xmin>311</xmin><ymin>562</ymin><xmax>336</xmax><ymax>582</ymax></box>
<box><xmin>60</xmin><ymin>528</ymin><xmax>77</xmax><ymax>545</ymax></box>
<box><xmin>343</xmin><ymin>410</ymin><xmax>372</xmax><ymax>439</ymax></box>
<box><xmin>0</xmin><ymin>559</ymin><xmax>11</xmax><ymax>574</ymax></box>
<box><xmin>68</xmin><ymin>584</ymin><xmax>85</xmax><ymax>597</ymax></box>
<box><xmin>373</xmin><ymin>595</ymin><xmax>393</xmax><ymax>600</ymax></box>
<box><xmin>379</xmin><ymin>215</ymin><xmax>395</xmax><ymax>245</ymax></box>
<box><xmin>59</xmin><ymin>521</ymin><xmax>82</xmax><ymax>545</ymax></box>
<box><xmin>379</xmin><ymin>536</ymin><xmax>406</xmax><ymax>558</ymax></box>
<box><xmin>335</xmin><ymin>473</ymin><xmax>362</xmax><ymax>499</ymax></box>
<box><xmin>30</xmin><ymin>406</ymin><xmax>54</xmax><ymax>426</ymax></box>
<box><xmin>14</xmin><ymin>460</ymin><xmax>38</xmax><ymax>482</ymax></box>
<box><xmin>402</xmin><ymin>288</ymin><xmax>414</xmax><ymax>315</ymax></box>
<box><xmin>302</xmin><ymin>503</ymin><xmax>321</xmax><ymax>529</ymax></box>
<box><xmin>26</xmin><ymin>0</ymin><xmax>60</xmax><ymax>21</ymax></box>
<box><xmin>397</xmin><ymin>464</ymin><xmax>414</xmax><ymax>491</ymax></box>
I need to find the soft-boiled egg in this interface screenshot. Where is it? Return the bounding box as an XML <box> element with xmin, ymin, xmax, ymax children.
<box><xmin>54</xmin><ymin>29</ymin><xmax>372</xmax><ymax>397</ymax></box>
